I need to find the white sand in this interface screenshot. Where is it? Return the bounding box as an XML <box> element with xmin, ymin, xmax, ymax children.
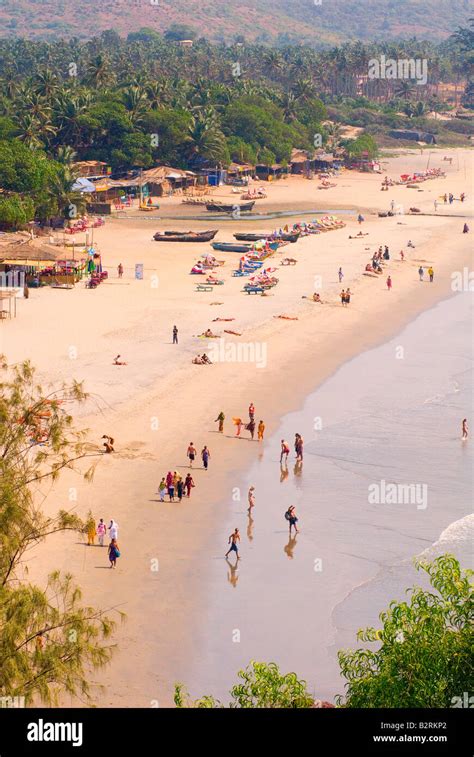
<box><xmin>3</xmin><ymin>148</ymin><xmax>472</xmax><ymax>706</ymax></box>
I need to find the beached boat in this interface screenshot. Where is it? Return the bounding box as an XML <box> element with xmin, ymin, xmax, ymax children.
<box><xmin>153</xmin><ymin>230</ymin><xmax>218</xmax><ymax>242</ymax></box>
<box><xmin>234</xmin><ymin>232</ymin><xmax>300</xmax><ymax>243</ymax></box>
<box><xmin>206</xmin><ymin>201</ymin><xmax>255</xmax><ymax>213</ymax></box>
<box><xmin>211</xmin><ymin>242</ymin><xmax>253</xmax><ymax>253</ymax></box>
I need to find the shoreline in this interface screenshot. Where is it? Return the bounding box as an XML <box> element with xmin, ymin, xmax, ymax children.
<box><xmin>6</xmin><ymin>149</ymin><xmax>472</xmax><ymax>707</ymax></box>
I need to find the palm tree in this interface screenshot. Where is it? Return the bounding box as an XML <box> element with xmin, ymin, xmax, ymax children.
<box><xmin>186</xmin><ymin>113</ymin><xmax>226</xmax><ymax>165</ymax></box>
<box><xmin>121</xmin><ymin>86</ymin><xmax>148</xmax><ymax>126</ymax></box>
<box><xmin>395</xmin><ymin>80</ymin><xmax>416</xmax><ymax>101</ymax></box>
<box><xmin>279</xmin><ymin>91</ymin><xmax>298</xmax><ymax>123</ymax></box>
<box><xmin>46</xmin><ymin>165</ymin><xmax>87</xmax><ymax>220</ymax></box>
<box><xmin>86</xmin><ymin>54</ymin><xmax>114</xmax><ymax>89</ymax></box>
<box><xmin>34</xmin><ymin>69</ymin><xmax>60</xmax><ymax>98</ymax></box>
<box><xmin>55</xmin><ymin>145</ymin><xmax>77</xmax><ymax>166</ymax></box>
<box><xmin>14</xmin><ymin>113</ymin><xmax>56</xmax><ymax>149</ymax></box>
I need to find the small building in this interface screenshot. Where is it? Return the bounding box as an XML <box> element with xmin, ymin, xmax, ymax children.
<box><xmin>178</xmin><ymin>39</ymin><xmax>193</xmax><ymax>48</ymax></box>
<box><xmin>225</xmin><ymin>162</ymin><xmax>255</xmax><ymax>184</ymax></box>
<box><xmin>289</xmin><ymin>149</ymin><xmax>311</xmax><ymax>175</ymax></box>
<box><xmin>255</xmin><ymin>164</ymin><xmax>288</xmax><ymax>181</ymax></box>
<box><xmin>72</xmin><ymin>161</ymin><xmax>110</xmax><ymax>179</ymax></box>
<box><xmin>389</xmin><ymin>130</ymin><xmax>436</xmax><ymax>145</ymax></box>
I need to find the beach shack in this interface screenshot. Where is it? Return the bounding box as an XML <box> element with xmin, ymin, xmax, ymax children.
<box><xmin>255</xmin><ymin>164</ymin><xmax>287</xmax><ymax>181</ymax></box>
<box><xmin>139</xmin><ymin>166</ymin><xmax>197</xmax><ymax>196</ymax></box>
<box><xmin>0</xmin><ymin>241</ymin><xmax>58</xmax><ymax>293</ymax></box>
<box><xmin>290</xmin><ymin>149</ymin><xmax>312</xmax><ymax>175</ymax></box>
<box><xmin>72</xmin><ymin>161</ymin><xmax>110</xmax><ymax>179</ymax></box>
<box><xmin>225</xmin><ymin>162</ymin><xmax>255</xmax><ymax>185</ymax></box>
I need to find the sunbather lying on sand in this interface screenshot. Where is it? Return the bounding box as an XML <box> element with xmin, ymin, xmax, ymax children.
<box><xmin>113</xmin><ymin>355</ymin><xmax>128</xmax><ymax>365</ymax></box>
<box><xmin>212</xmin><ymin>317</ymin><xmax>235</xmax><ymax>322</ymax></box>
<box><xmin>274</xmin><ymin>314</ymin><xmax>299</xmax><ymax>320</ymax></box>
<box><xmin>197</xmin><ymin>329</ymin><xmax>219</xmax><ymax>338</ymax></box>
<box><xmin>224</xmin><ymin>329</ymin><xmax>242</xmax><ymax>336</ymax></box>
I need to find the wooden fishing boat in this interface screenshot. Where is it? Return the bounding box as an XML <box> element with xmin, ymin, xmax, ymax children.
<box><xmin>234</xmin><ymin>232</ymin><xmax>300</xmax><ymax>243</ymax></box>
<box><xmin>153</xmin><ymin>230</ymin><xmax>218</xmax><ymax>242</ymax></box>
<box><xmin>206</xmin><ymin>201</ymin><xmax>255</xmax><ymax>213</ymax></box>
<box><xmin>211</xmin><ymin>242</ymin><xmax>253</xmax><ymax>253</ymax></box>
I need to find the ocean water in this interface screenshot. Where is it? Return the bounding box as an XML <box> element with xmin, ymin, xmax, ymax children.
<box><xmin>183</xmin><ymin>291</ymin><xmax>473</xmax><ymax>703</ymax></box>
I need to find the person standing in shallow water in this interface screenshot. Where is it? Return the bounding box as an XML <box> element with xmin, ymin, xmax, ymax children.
<box><xmin>225</xmin><ymin>528</ymin><xmax>241</xmax><ymax>560</ymax></box>
<box><xmin>257</xmin><ymin>420</ymin><xmax>265</xmax><ymax>441</ymax></box>
<box><xmin>286</xmin><ymin>505</ymin><xmax>299</xmax><ymax>535</ymax></box>
<box><xmin>172</xmin><ymin>325</ymin><xmax>178</xmax><ymax>344</ymax></box>
<box><xmin>462</xmin><ymin>418</ymin><xmax>469</xmax><ymax>440</ymax></box>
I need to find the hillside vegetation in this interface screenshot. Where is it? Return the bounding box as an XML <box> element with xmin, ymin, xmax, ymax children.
<box><xmin>0</xmin><ymin>0</ymin><xmax>470</xmax><ymax>44</ymax></box>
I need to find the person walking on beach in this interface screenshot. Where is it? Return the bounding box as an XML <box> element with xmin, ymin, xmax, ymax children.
<box><xmin>340</xmin><ymin>289</ymin><xmax>346</xmax><ymax>306</ymax></box>
<box><xmin>97</xmin><ymin>518</ymin><xmax>107</xmax><ymax>546</ymax></box>
<box><xmin>201</xmin><ymin>445</ymin><xmax>210</xmax><ymax>470</ymax></box>
<box><xmin>166</xmin><ymin>471</ymin><xmax>175</xmax><ymax>501</ymax></box>
<box><xmin>215</xmin><ymin>411</ymin><xmax>225</xmax><ymax>433</ymax></box>
<box><xmin>418</xmin><ymin>266</ymin><xmax>424</xmax><ymax>282</ymax></box>
<box><xmin>257</xmin><ymin>420</ymin><xmax>265</xmax><ymax>441</ymax></box>
<box><xmin>285</xmin><ymin>505</ymin><xmax>299</xmax><ymax>534</ymax></box>
<box><xmin>463</xmin><ymin>223</ymin><xmax>469</xmax><ymax>234</ymax></box>
<box><xmin>295</xmin><ymin>434</ymin><xmax>304</xmax><ymax>462</ymax></box>
<box><xmin>117</xmin><ymin>263</ymin><xmax>123</xmax><ymax>278</ymax></box>
<box><xmin>400</xmin><ymin>250</ymin><xmax>405</xmax><ymax>262</ymax></box>
<box><xmin>386</xmin><ymin>275</ymin><xmax>392</xmax><ymax>291</ymax></box>
<box><xmin>338</xmin><ymin>267</ymin><xmax>344</xmax><ymax>283</ymax></box>
<box><xmin>246</xmin><ymin>419</ymin><xmax>255</xmax><ymax>440</ymax></box>
<box><xmin>225</xmin><ymin>528</ymin><xmax>241</xmax><ymax>560</ymax></box>
<box><xmin>172</xmin><ymin>325</ymin><xmax>178</xmax><ymax>344</ymax></box>
<box><xmin>449</xmin><ymin>193</ymin><xmax>454</xmax><ymax>205</ymax></box>
<box><xmin>248</xmin><ymin>486</ymin><xmax>255</xmax><ymax>513</ymax></box>
<box><xmin>184</xmin><ymin>472</ymin><xmax>195</xmax><ymax>497</ymax></box>
<box><xmin>177</xmin><ymin>476</ymin><xmax>184</xmax><ymax>502</ymax></box>
<box><xmin>357</xmin><ymin>214</ymin><xmax>364</xmax><ymax>225</ymax></box>
<box><xmin>187</xmin><ymin>442</ymin><xmax>196</xmax><ymax>467</ymax></box>
<box><xmin>462</xmin><ymin>418</ymin><xmax>469</xmax><ymax>440</ymax></box>
<box><xmin>108</xmin><ymin>519</ymin><xmax>119</xmax><ymax>540</ymax></box>
<box><xmin>108</xmin><ymin>538</ymin><xmax>120</xmax><ymax>569</ymax></box>
<box><xmin>158</xmin><ymin>477</ymin><xmax>167</xmax><ymax>502</ymax></box>
<box><xmin>428</xmin><ymin>266</ymin><xmax>434</xmax><ymax>282</ymax></box>
<box><xmin>345</xmin><ymin>288</ymin><xmax>351</xmax><ymax>305</ymax></box>
<box><xmin>280</xmin><ymin>439</ymin><xmax>290</xmax><ymax>464</ymax></box>
<box><xmin>248</xmin><ymin>402</ymin><xmax>255</xmax><ymax>421</ymax></box>
<box><xmin>234</xmin><ymin>417</ymin><xmax>243</xmax><ymax>436</ymax></box>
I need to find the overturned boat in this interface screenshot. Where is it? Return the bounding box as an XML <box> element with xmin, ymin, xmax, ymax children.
<box><xmin>234</xmin><ymin>231</ymin><xmax>300</xmax><ymax>243</ymax></box>
<box><xmin>206</xmin><ymin>201</ymin><xmax>255</xmax><ymax>213</ymax></box>
<box><xmin>153</xmin><ymin>230</ymin><xmax>218</xmax><ymax>242</ymax></box>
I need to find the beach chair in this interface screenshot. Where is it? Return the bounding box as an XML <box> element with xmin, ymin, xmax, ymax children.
<box><xmin>243</xmin><ymin>285</ymin><xmax>264</xmax><ymax>295</ymax></box>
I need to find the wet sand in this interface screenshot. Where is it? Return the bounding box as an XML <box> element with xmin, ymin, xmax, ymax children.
<box><xmin>181</xmin><ymin>291</ymin><xmax>473</xmax><ymax>703</ymax></box>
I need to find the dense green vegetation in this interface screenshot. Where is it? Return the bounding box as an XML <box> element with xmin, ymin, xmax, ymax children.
<box><xmin>0</xmin><ymin>23</ymin><xmax>472</xmax><ymax>227</ymax></box>
<box><xmin>175</xmin><ymin>556</ymin><xmax>474</xmax><ymax>708</ymax></box>
<box><xmin>0</xmin><ymin>360</ymin><xmax>122</xmax><ymax>704</ymax></box>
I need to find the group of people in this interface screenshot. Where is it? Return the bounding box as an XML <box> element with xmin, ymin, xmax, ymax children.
<box><xmin>418</xmin><ymin>266</ymin><xmax>435</xmax><ymax>283</ymax></box>
<box><xmin>232</xmin><ymin>403</ymin><xmax>265</xmax><ymax>441</ymax></box>
<box><xmin>158</xmin><ymin>470</ymin><xmax>196</xmax><ymax>501</ymax></box>
<box><xmin>86</xmin><ymin>517</ymin><xmax>120</xmax><ymax>569</ymax></box>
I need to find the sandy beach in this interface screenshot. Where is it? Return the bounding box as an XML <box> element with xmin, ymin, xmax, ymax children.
<box><xmin>3</xmin><ymin>147</ymin><xmax>472</xmax><ymax>707</ymax></box>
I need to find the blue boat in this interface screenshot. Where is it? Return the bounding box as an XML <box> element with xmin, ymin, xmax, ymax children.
<box><xmin>211</xmin><ymin>242</ymin><xmax>253</xmax><ymax>253</ymax></box>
